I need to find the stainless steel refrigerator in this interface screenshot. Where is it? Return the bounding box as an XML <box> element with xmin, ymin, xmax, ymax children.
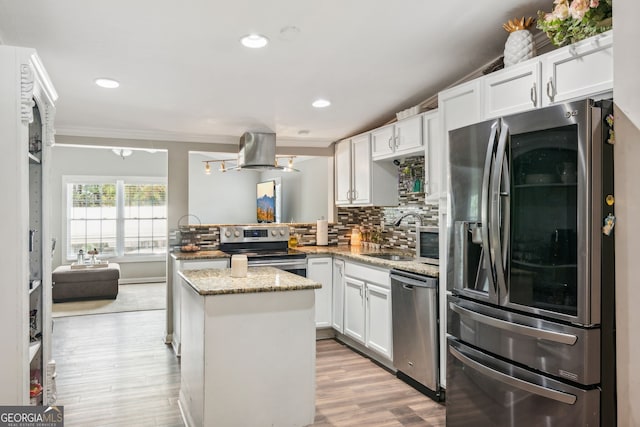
<box><xmin>446</xmin><ymin>98</ymin><xmax>616</xmax><ymax>426</ymax></box>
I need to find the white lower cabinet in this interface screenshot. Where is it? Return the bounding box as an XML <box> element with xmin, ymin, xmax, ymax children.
<box><xmin>307</xmin><ymin>257</ymin><xmax>333</xmax><ymax>328</ymax></box>
<box><xmin>344</xmin><ymin>276</ymin><xmax>366</xmax><ymax>344</ymax></box>
<box><xmin>172</xmin><ymin>257</ymin><xmax>228</xmax><ymax>356</ymax></box>
<box><xmin>332</xmin><ymin>258</ymin><xmax>345</xmax><ymax>332</ymax></box>
<box><xmin>343</xmin><ymin>261</ymin><xmax>392</xmax><ymax>360</ymax></box>
<box><xmin>365</xmin><ymin>283</ymin><xmax>392</xmax><ymax>359</ymax></box>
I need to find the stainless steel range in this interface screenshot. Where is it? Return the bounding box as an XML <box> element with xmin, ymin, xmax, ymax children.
<box><xmin>219</xmin><ymin>225</ymin><xmax>307</xmax><ymax>277</ymax></box>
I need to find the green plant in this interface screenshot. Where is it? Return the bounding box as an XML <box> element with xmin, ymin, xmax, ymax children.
<box><xmin>537</xmin><ymin>0</ymin><xmax>612</xmax><ymax>47</ymax></box>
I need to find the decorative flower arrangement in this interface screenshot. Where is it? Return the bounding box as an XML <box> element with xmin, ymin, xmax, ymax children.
<box><xmin>537</xmin><ymin>0</ymin><xmax>612</xmax><ymax>47</ymax></box>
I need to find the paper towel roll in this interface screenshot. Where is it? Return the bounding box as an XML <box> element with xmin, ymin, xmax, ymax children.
<box><xmin>316</xmin><ymin>219</ymin><xmax>328</xmax><ymax>246</ymax></box>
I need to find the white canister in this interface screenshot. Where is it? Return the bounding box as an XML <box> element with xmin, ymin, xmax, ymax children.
<box><xmin>316</xmin><ymin>219</ymin><xmax>328</xmax><ymax>246</ymax></box>
<box><xmin>230</xmin><ymin>254</ymin><xmax>248</xmax><ymax>278</ymax></box>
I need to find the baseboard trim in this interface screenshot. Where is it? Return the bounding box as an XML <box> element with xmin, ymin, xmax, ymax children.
<box><xmin>119</xmin><ymin>276</ymin><xmax>166</xmax><ymax>284</ymax></box>
<box><xmin>334</xmin><ymin>332</ymin><xmax>395</xmax><ymax>371</ymax></box>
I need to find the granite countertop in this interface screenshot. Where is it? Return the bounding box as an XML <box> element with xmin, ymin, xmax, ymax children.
<box><xmin>173</xmin><ymin>246</ymin><xmax>439</xmax><ymax>277</ymax></box>
<box><xmin>171</xmin><ymin>250</ymin><xmax>229</xmax><ymax>261</ymax></box>
<box><xmin>295</xmin><ymin>246</ymin><xmax>440</xmax><ymax>277</ymax></box>
<box><xmin>179</xmin><ymin>266</ymin><xmax>321</xmax><ymax>296</ymax></box>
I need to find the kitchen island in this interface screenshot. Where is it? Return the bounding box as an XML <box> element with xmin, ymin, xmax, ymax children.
<box><xmin>178</xmin><ymin>267</ymin><xmax>321</xmax><ymax>427</ymax></box>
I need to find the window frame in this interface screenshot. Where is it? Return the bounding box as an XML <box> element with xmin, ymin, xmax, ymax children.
<box><xmin>62</xmin><ymin>175</ymin><xmax>168</xmax><ymax>263</ymax></box>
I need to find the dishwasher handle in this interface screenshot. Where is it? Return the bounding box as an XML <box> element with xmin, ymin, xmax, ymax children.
<box><xmin>390</xmin><ymin>271</ymin><xmax>437</xmax><ymax>289</ymax></box>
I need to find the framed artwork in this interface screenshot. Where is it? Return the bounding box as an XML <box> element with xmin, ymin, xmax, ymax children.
<box><xmin>257</xmin><ymin>180</ymin><xmax>276</xmax><ymax>223</ymax></box>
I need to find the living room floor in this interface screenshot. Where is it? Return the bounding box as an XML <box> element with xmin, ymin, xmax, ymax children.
<box><xmin>53</xmin><ymin>310</ymin><xmax>445</xmax><ymax>426</ymax></box>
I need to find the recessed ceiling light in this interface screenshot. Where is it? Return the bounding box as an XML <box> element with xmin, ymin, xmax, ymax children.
<box><xmin>298</xmin><ymin>130</ymin><xmax>310</xmax><ymax>135</ymax></box>
<box><xmin>240</xmin><ymin>34</ymin><xmax>269</xmax><ymax>48</ymax></box>
<box><xmin>95</xmin><ymin>78</ymin><xmax>120</xmax><ymax>89</ymax></box>
<box><xmin>312</xmin><ymin>99</ymin><xmax>331</xmax><ymax>108</ymax></box>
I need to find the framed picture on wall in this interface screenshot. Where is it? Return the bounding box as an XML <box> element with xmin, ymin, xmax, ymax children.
<box><xmin>257</xmin><ymin>180</ymin><xmax>276</xmax><ymax>223</ymax></box>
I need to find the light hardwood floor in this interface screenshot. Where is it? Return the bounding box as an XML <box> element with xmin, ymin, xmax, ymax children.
<box><xmin>53</xmin><ymin>310</ymin><xmax>445</xmax><ymax>426</ymax></box>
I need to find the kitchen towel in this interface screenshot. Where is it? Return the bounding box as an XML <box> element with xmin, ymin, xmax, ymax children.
<box><xmin>316</xmin><ymin>219</ymin><xmax>328</xmax><ymax>246</ymax></box>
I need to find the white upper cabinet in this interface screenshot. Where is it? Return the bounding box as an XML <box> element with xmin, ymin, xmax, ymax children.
<box><xmin>542</xmin><ymin>30</ymin><xmax>612</xmax><ymax>106</ymax></box>
<box><xmin>371</xmin><ymin>124</ymin><xmax>395</xmax><ymax>159</ymax></box>
<box><xmin>351</xmin><ymin>133</ymin><xmax>372</xmax><ymax>205</ymax></box>
<box><xmin>438</xmin><ymin>79</ymin><xmax>483</xmax><ymax>197</ymax></box>
<box><xmin>394</xmin><ymin>115</ymin><xmax>423</xmax><ymax>157</ymax></box>
<box><xmin>334</xmin><ymin>138</ymin><xmax>352</xmax><ymax>206</ymax></box>
<box><xmin>482</xmin><ymin>30</ymin><xmax>612</xmax><ymax>119</ymax></box>
<box><xmin>483</xmin><ymin>61</ymin><xmax>542</xmax><ymax>119</ymax></box>
<box><xmin>371</xmin><ymin>115</ymin><xmax>423</xmax><ymax>161</ymax></box>
<box><xmin>422</xmin><ymin>110</ymin><xmax>441</xmax><ymax>201</ymax></box>
<box><xmin>334</xmin><ymin>133</ymin><xmax>398</xmax><ymax>207</ymax></box>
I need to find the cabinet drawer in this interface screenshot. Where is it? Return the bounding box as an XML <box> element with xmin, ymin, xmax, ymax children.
<box><xmin>345</xmin><ymin>261</ymin><xmax>390</xmax><ymax>288</ymax></box>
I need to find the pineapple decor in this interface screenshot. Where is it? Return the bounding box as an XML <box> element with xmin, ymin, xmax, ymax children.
<box><xmin>503</xmin><ymin>17</ymin><xmax>536</xmax><ymax>67</ymax></box>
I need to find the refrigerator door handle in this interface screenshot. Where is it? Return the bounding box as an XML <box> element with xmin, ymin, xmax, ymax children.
<box><xmin>481</xmin><ymin>121</ymin><xmax>500</xmax><ymax>293</ymax></box>
<box><xmin>449</xmin><ymin>345</ymin><xmax>578</xmax><ymax>405</ymax></box>
<box><xmin>491</xmin><ymin>122</ymin><xmax>510</xmax><ymax>301</ymax></box>
<box><xmin>449</xmin><ymin>302</ymin><xmax>578</xmax><ymax>345</ymax></box>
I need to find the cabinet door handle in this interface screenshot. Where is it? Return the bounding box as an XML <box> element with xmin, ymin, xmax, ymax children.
<box><xmin>394</xmin><ymin>135</ymin><xmax>399</xmax><ymax>148</ymax></box>
<box><xmin>546</xmin><ymin>77</ymin><xmax>555</xmax><ymax>101</ymax></box>
<box><xmin>388</xmin><ymin>137</ymin><xmax>393</xmax><ymax>151</ymax></box>
<box><xmin>530</xmin><ymin>82</ymin><xmax>537</xmax><ymax>107</ymax></box>
<box><xmin>353</xmin><ymin>190</ymin><xmax>359</xmax><ymax>200</ymax></box>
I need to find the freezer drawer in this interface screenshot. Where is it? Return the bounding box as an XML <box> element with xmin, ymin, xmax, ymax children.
<box><xmin>447</xmin><ymin>338</ymin><xmax>600</xmax><ymax>427</ymax></box>
<box><xmin>448</xmin><ymin>295</ymin><xmax>600</xmax><ymax>385</ymax></box>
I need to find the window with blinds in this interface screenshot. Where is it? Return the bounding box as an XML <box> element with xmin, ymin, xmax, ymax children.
<box><xmin>65</xmin><ymin>178</ymin><xmax>167</xmax><ymax>260</ymax></box>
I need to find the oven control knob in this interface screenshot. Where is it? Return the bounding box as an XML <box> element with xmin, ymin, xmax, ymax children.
<box><xmin>271</xmin><ymin>230</ymin><xmax>277</xmax><ymax>236</ymax></box>
<box><xmin>224</xmin><ymin>230</ymin><xmax>231</xmax><ymax>238</ymax></box>
<box><xmin>279</xmin><ymin>229</ymin><xmax>286</xmax><ymax>236</ymax></box>
<box><xmin>234</xmin><ymin>230</ymin><xmax>241</xmax><ymax>237</ymax></box>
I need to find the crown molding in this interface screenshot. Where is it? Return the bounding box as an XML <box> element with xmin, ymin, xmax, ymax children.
<box><xmin>20</xmin><ymin>64</ymin><xmax>35</xmax><ymax>125</ymax></box>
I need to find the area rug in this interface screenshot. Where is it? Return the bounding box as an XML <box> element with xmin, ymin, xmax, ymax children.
<box><xmin>52</xmin><ymin>282</ymin><xmax>166</xmax><ymax>317</ymax></box>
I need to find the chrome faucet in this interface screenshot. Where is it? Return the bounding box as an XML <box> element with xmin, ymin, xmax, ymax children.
<box><xmin>393</xmin><ymin>213</ymin><xmax>424</xmax><ymax>226</ymax></box>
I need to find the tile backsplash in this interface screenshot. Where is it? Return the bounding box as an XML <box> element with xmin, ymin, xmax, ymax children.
<box><xmin>176</xmin><ymin>155</ymin><xmax>439</xmax><ymax>251</ymax></box>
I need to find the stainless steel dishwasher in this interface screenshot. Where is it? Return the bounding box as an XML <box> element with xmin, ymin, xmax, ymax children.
<box><xmin>390</xmin><ymin>269</ymin><xmax>441</xmax><ymax>400</ymax></box>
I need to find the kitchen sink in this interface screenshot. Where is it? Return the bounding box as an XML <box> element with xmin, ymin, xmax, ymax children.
<box><xmin>362</xmin><ymin>253</ymin><xmax>415</xmax><ymax>262</ymax></box>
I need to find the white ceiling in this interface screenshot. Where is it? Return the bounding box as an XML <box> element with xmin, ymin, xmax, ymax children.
<box><xmin>0</xmin><ymin>0</ymin><xmax>550</xmax><ymax>148</ymax></box>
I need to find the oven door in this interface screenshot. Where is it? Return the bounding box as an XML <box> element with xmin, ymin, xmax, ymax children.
<box><xmin>447</xmin><ymin>337</ymin><xmax>599</xmax><ymax>427</ymax></box>
<box><xmin>248</xmin><ymin>259</ymin><xmax>307</xmax><ymax>277</ymax></box>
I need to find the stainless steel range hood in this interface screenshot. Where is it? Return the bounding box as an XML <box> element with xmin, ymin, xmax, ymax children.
<box><xmin>235</xmin><ymin>131</ymin><xmax>298</xmax><ymax>172</ymax></box>
<box><xmin>238</xmin><ymin>132</ymin><xmax>277</xmax><ymax>170</ymax></box>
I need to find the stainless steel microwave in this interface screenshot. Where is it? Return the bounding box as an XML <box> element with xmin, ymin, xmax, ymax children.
<box><xmin>416</xmin><ymin>226</ymin><xmax>439</xmax><ymax>265</ymax></box>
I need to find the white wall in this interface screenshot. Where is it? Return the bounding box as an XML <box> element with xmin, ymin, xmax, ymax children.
<box><xmin>613</xmin><ymin>3</ymin><xmax>640</xmax><ymax>425</ymax></box>
<box><xmin>188</xmin><ymin>154</ymin><xmax>330</xmax><ymax>224</ymax></box>
<box><xmin>188</xmin><ymin>152</ymin><xmax>260</xmax><ymax>224</ymax></box>
<box><xmin>50</xmin><ymin>145</ymin><xmax>167</xmax><ymax>281</ymax></box>
<box><xmin>260</xmin><ymin>156</ymin><xmax>330</xmax><ymax>223</ymax></box>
